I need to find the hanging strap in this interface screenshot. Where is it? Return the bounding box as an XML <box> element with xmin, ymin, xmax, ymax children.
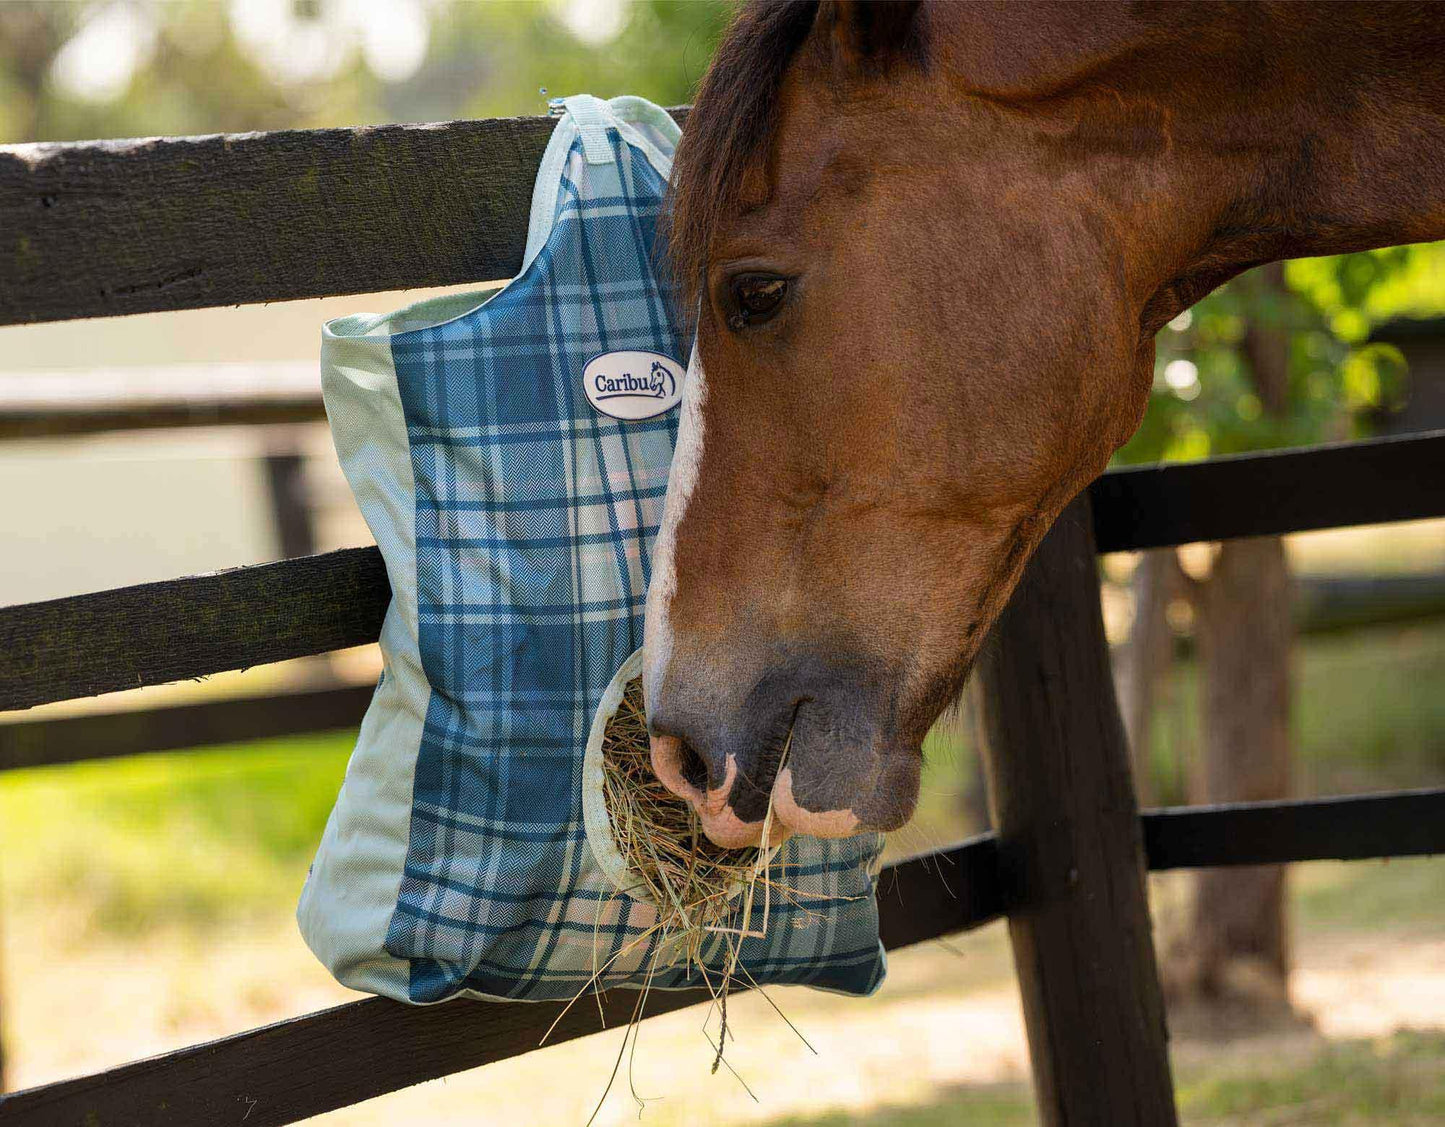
<box><xmin>522</xmin><ymin>95</ymin><xmax>678</xmax><ymax>276</ymax></box>
<box><xmin>563</xmin><ymin>94</ymin><xmax>615</xmax><ymax>165</ymax></box>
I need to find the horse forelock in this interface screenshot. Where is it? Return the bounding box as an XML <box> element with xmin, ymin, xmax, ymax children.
<box><xmin>667</xmin><ymin>0</ymin><xmax>821</xmax><ymax>313</ymax></box>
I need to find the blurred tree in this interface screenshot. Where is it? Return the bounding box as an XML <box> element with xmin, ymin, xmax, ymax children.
<box><xmin>1116</xmin><ymin>245</ymin><xmax>1441</xmax><ymax>1021</ymax></box>
<box><xmin>1114</xmin><ymin>545</ymin><xmax>1181</xmax><ymax>807</ymax></box>
<box><xmin>441</xmin><ymin>0</ymin><xmax>728</xmax><ymax>120</ymax></box>
<box><xmin>0</xmin><ymin>0</ymin><xmax>729</xmax><ymax>146</ymax></box>
<box><xmin>0</xmin><ymin>3</ymin><xmax>75</xmax><ymax>141</ymax></box>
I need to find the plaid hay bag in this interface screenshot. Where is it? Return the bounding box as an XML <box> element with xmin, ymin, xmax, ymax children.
<box><xmin>298</xmin><ymin>95</ymin><xmax>887</xmax><ymax>1004</ymax></box>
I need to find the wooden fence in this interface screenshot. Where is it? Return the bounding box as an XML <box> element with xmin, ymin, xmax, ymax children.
<box><xmin>1</xmin><ymin>109</ymin><xmax>1443</xmax><ymax>1126</ymax></box>
<box><xmin>0</xmin><ymin>362</ymin><xmax>325</xmax><ymax>439</ymax></box>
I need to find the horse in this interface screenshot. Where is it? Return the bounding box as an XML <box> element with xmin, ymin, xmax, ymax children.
<box><xmin>643</xmin><ymin>0</ymin><xmax>1445</xmax><ymax>848</ymax></box>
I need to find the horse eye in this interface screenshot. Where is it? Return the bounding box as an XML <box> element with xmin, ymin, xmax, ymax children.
<box><xmin>727</xmin><ymin>275</ymin><xmax>789</xmax><ymax>329</ymax></box>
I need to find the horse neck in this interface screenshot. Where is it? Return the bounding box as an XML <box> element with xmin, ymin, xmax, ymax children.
<box><xmin>1179</xmin><ymin>6</ymin><xmax>1445</xmax><ymax>264</ymax></box>
<box><xmin>946</xmin><ymin>3</ymin><xmax>1445</xmax><ymax>326</ymax></box>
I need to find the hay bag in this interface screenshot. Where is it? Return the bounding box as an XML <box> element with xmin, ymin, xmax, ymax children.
<box><xmin>298</xmin><ymin>95</ymin><xmax>885</xmax><ymax>1006</ymax></box>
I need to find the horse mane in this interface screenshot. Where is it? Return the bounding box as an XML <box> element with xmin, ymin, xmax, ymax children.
<box><xmin>668</xmin><ymin>0</ymin><xmax>821</xmax><ymax>312</ymax></box>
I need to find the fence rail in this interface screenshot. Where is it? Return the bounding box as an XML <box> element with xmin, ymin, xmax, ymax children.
<box><xmin>1091</xmin><ymin>429</ymin><xmax>1445</xmax><ymax>551</ymax></box>
<box><xmin>0</xmin><ymin>683</ymin><xmax>374</xmax><ymax>772</ymax></box>
<box><xmin>2</xmin><ymin>786</ymin><xmax>1438</xmax><ymax>1127</ymax></box>
<box><xmin>0</xmin><ymin>111</ymin><xmax>687</xmax><ymax>327</ymax></box>
<box><xmin>1142</xmin><ymin>786</ymin><xmax>1445</xmax><ymax>868</ymax></box>
<box><xmin>6</xmin><ymin>567</ymin><xmax>1444</xmax><ymax>774</ymax></box>
<box><xmin>0</xmin><ymin>548</ymin><xmax>388</xmax><ymax>711</ymax></box>
<box><xmin>0</xmin><ymin>361</ymin><xmax>326</xmax><ymax>440</ymax></box>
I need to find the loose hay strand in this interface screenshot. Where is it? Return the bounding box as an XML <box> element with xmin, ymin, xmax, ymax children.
<box><xmin>595</xmin><ymin>677</ymin><xmax>781</xmax><ymax>1092</ymax></box>
<box><xmin>587</xmin><ymin>676</ymin><xmax>819</xmax><ymax>1108</ymax></box>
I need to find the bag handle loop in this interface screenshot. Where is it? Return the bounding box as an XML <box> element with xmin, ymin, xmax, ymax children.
<box><xmin>562</xmin><ymin>94</ymin><xmax>615</xmax><ymax>165</ymax></box>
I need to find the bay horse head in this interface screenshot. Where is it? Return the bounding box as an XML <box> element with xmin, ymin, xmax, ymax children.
<box><xmin>644</xmin><ymin>0</ymin><xmax>1445</xmax><ymax>846</ymax></box>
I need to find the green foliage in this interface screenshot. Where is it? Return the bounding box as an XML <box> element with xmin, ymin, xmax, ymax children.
<box><xmin>1116</xmin><ymin>253</ymin><xmax>1428</xmax><ymax>466</ymax></box>
<box><xmin>1289</xmin><ymin>246</ymin><xmax>1445</xmax><ymax>341</ymax></box>
<box><xmin>1119</xmin><ymin>239</ymin><xmax>1445</xmax><ymax>467</ymax></box>
<box><xmin>0</xmin><ymin>1</ymin><xmax>731</xmax><ymax>145</ymax></box>
<box><xmin>443</xmin><ymin>1</ymin><xmax>729</xmax><ymax>121</ymax></box>
<box><xmin>1</xmin><ymin>1</ymin><xmax>361</xmax><ymax>141</ymax></box>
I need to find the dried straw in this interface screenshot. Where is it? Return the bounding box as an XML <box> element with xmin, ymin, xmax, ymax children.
<box><xmin>601</xmin><ymin>679</ymin><xmax>810</xmax><ymax>1072</ymax></box>
<box><xmin>565</xmin><ymin>677</ymin><xmax>817</xmax><ymax>1119</ymax></box>
<box><xmin>600</xmin><ymin>677</ymin><xmax>769</xmax><ymax>967</ymax></box>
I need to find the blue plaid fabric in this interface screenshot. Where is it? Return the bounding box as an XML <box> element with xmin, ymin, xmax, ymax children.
<box><xmin>318</xmin><ymin>100</ymin><xmax>885</xmax><ymax>1004</ymax></box>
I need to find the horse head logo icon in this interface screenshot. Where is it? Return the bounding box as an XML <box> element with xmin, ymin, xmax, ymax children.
<box><xmin>648</xmin><ymin>360</ymin><xmax>676</xmax><ymax>399</ymax></box>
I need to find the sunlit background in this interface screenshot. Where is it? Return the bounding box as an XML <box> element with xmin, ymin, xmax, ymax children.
<box><xmin>1</xmin><ymin>3</ymin><xmax>1443</xmax><ymax>1124</ymax></box>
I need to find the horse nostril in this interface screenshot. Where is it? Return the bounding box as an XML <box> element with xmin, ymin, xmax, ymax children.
<box><xmin>677</xmin><ymin>738</ymin><xmax>709</xmax><ymax>791</ymax></box>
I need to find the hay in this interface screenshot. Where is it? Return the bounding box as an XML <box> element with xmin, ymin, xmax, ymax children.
<box><xmin>600</xmin><ymin>676</ymin><xmax>773</xmax><ymax>968</ymax></box>
<box><xmin>565</xmin><ymin>676</ymin><xmax>812</xmax><ymax>1119</ymax></box>
<box><xmin>598</xmin><ymin>676</ymin><xmax>799</xmax><ymax>1083</ymax></box>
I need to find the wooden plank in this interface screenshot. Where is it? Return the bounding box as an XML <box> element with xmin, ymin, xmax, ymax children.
<box><xmin>0</xmin><ymin>683</ymin><xmax>373</xmax><ymax>772</ymax></box>
<box><xmin>0</xmin><ymin>548</ymin><xmax>389</xmax><ymax>712</ymax></box>
<box><xmin>0</xmin><ymin>838</ymin><xmax>999</xmax><ymax>1127</ymax></box>
<box><xmin>262</xmin><ymin>451</ymin><xmax>318</xmax><ymax>560</ymax></box>
<box><xmin>0</xmin><ymin>398</ymin><xmax>325</xmax><ymax>438</ymax></box>
<box><xmin>970</xmin><ymin>495</ymin><xmax>1178</xmax><ymax>1126</ymax></box>
<box><xmin>35</xmin><ymin>569</ymin><xmax>1441</xmax><ymax>770</ymax></box>
<box><xmin>1091</xmin><ymin>429</ymin><xmax>1445</xmax><ymax>552</ymax></box>
<box><xmin>0</xmin><ymin>110</ymin><xmax>685</xmax><ymax>326</ymax></box>
<box><xmin>0</xmin><ymin>361</ymin><xmax>324</xmax><ymax>439</ymax></box>
<box><xmin>876</xmin><ymin>835</ymin><xmax>1004</xmax><ymax>950</ymax></box>
<box><xmin>1294</xmin><ymin>571</ymin><xmax>1445</xmax><ymax>634</ymax></box>
<box><xmin>1143</xmin><ymin>787</ymin><xmax>1445</xmax><ymax>869</ymax></box>
<box><xmin>0</xmin><ymin>992</ymin><xmax>706</xmax><ymax>1127</ymax></box>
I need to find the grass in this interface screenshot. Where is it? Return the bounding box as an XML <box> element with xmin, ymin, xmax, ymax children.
<box><xmin>1289</xmin><ymin>621</ymin><xmax>1445</xmax><ymax>786</ymax></box>
<box><xmin>1178</xmin><ymin>1030</ymin><xmax>1445</xmax><ymax>1126</ymax></box>
<box><xmin>1293</xmin><ymin>856</ymin><xmax>1445</xmax><ymax>932</ymax></box>
<box><xmin>1138</xmin><ymin>617</ymin><xmax>1445</xmax><ymax>805</ymax></box>
<box><xmin>758</xmin><ymin>1031</ymin><xmax>1445</xmax><ymax>1126</ymax></box>
<box><xmin>0</xmin><ymin>733</ymin><xmax>351</xmax><ymax>936</ymax></box>
<box><xmin>763</xmin><ymin>1085</ymin><xmax>1036</xmax><ymax>1127</ymax></box>
<box><xmin>906</xmin><ymin>618</ymin><xmax>1445</xmax><ymax>847</ymax></box>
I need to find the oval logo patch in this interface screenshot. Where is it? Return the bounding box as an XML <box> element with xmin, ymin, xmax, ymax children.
<box><xmin>582</xmin><ymin>350</ymin><xmax>684</xmax><ymax>420</ymax></box>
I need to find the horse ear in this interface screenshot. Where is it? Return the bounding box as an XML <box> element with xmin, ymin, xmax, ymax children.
<box><xmin>824</xmin><ymin>0</ymin><xmax>926</xmax><ymax>68</ymax></box>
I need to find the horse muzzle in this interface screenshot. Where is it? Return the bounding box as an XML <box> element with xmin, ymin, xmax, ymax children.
<box><xmin>643</xmin><ymin>647</ymin><xmax>922</xmax><ymax>847</ymax></box>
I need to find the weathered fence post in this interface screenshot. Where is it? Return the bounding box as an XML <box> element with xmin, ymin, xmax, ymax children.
<box><xmin>971</xmin><ymin>495</ymin><xmax>1178</xmax><ymax>1126</ymax></box>
<box><xmin>262</xmin><ymin>449</ymin><xmax>318</xmax><ymax>561</ymax></box>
